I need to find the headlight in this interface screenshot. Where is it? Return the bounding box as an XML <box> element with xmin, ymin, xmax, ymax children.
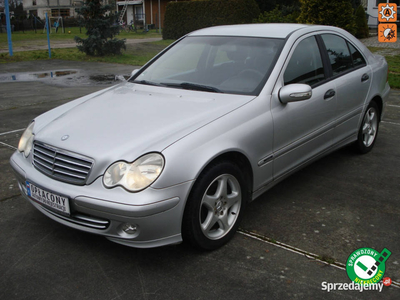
<box><xmin>18</xmin><ymin>121</ymin><xmax>35</xmax><ymax>157</ymax></box>
<box><xmin>103</xmin><ymin>153</ymin><xmax>164</xmax><ymax>192</ymax></box>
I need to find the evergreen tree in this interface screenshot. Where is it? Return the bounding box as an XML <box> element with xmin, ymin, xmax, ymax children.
<box><xmin>74</xmin><ymin>0</ymin><xmax>126</xmax><ymax>56</ymax></box>
<box><xmin>354</xmin><ymin>4</ymin><xmax>369</xmax><ymax>38</ymax></box>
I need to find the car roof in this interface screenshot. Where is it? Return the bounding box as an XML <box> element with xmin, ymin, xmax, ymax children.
<box><xmin>188</xmin><ymin>23</ymin><xmax>312</xmax><ymax>39</ymax></box>
<box><xmin>188</xmin><ymin>23</ymin><xmax>374</xmax><ymax>68</ymax></box>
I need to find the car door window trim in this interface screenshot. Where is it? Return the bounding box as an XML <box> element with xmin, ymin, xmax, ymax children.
<box><xmin>283</xmin><ymin>36</ymin><xmax>326</xmax><ymax>87</ymax></box>
<box><xmin>317</xmin><ymin>33</ymin><xmax>369</xmax><ymax>83</ymax></box>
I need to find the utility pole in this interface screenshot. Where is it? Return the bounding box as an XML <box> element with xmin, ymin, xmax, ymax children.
<box><xmin>158</xmin><ymin>0</ymin><xmax>161</xmax><ymax>33</ymax></box>
<box><xmin>4</xmin><ymin>0</ymin><xmax>13</xmax><ymax>56</ymax></box>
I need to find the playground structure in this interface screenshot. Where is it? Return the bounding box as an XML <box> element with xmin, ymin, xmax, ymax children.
<box><xmin>43</xmin><ymin>15</ymin><xmax>65</xmax><ymax>34</ymax></box>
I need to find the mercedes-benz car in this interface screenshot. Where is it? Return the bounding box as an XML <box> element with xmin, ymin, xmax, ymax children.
<box><xmin>10</xmin><ymin>24</ymin><xmax>390</xmax><ymax>250</ymax></box>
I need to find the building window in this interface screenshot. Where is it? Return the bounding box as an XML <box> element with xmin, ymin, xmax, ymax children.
<box><xmin>60</xmin><ymin>9</ymin><xmax>71</xmax><ymax>17</ymax></box>
<box><xmin>51</xmin><ymin>9</ymin><xmax>71</xmax><ymax>17</ymax></box>
<box><xmin>33</xmin><ymin>0</ymin><xmax>36</xmax><ymax>6</ymax></box>
<box><xmin>135</xmin><ymin>6</ymin><xmax>144</xmax><ymax>21</ymax></box>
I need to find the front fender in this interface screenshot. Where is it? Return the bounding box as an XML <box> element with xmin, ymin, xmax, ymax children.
<box><xmin>153</xmin><ymin>96</ymin><xmax>274</xmax><ymax>193</ymax></box>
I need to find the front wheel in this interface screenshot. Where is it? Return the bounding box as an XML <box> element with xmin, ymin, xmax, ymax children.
<box><xmin>182</xmin><ymin>161</ymin><xmax>248</xmax><ymax>250</ymax></box>
<box><xmin>354</xmin><ymin>101</ymin><xmax>380</xmax><ymax>154</ymax></box>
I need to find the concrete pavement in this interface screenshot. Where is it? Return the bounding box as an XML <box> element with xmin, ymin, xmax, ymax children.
<box><xmin>0</xmin><ymin>60</ymin><xmax>399</xmax><ymax>299</ymax></box>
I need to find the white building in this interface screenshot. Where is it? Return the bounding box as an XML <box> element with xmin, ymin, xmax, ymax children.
<box><xmin>365</xmin><ymin>0</ymin><xmax>399</xmax><ymax>28</ymax></box>
<box><xmin>21</xmin><ymin>0</ymin><xmax>158</xmax><ymax>23</ymax></box>
<box><xmin>116</xmin><ymin>0</ymin><xmax>144</xmax><ymax>26</ymax></box>
<box><xmin>22</xmin><ymin>0</ymin><xmax>112</xmax><ymax>20</ymax></box>
<box><xmin>23</xmin><ymin>0</ymin><xmax>79</xmax><ymax>19</ymax></box>
<box><xmin>116</xmin><ymin>0</ymin><xmax>182</xmax><ymax>29</ymax></box>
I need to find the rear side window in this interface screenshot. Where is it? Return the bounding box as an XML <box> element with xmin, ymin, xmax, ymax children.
<box><xmin>284</xmin><ymin>36</ymin><xmax>325</xmax><ymax>86</ymax></box>
<box><xmin>321</xmin><ymin>34</ymin><xmax>353</xmax><ymax>76</ymax></box>
<box><xmin>348</xmin><ymin>43</ymin><xmax>367</xmax><ymax>68</ymax></box>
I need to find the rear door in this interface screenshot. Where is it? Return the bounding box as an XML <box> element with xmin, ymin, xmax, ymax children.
<box><xmin>319</xmin><ymin>34</ymin><xmax>371</xmax><ymax>145</ymax></box>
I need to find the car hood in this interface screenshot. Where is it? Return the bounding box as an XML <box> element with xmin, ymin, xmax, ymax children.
<box><xmin>34</xmin><ymin>82</ymin><xmax>254</xmax><ymax>180</ymax></box>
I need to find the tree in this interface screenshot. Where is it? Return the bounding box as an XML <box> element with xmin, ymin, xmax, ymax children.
<box><xmin>74</xmin><ymin>0</ymin><xmax>126</xmax><ymax>56</ymax></box>
<box><xmin>10</xmin><ymin>2</ymin><xmax>26</xmax><ymax>20</ymax></box>
<box><xmin>298</xmin><ymin>0</ymin><xmax>357</xmax><ymax>35</ymax></box>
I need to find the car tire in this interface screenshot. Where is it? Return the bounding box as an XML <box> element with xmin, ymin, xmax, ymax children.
<box><xmin>354</xmin><ymin>101</ymin><xmax>380</xmax><ymax>154</ymax></box>
<box><xmin>182</xmin><ymin>161</ymin><xmax>248</xmax><ymax>250</ymax></box>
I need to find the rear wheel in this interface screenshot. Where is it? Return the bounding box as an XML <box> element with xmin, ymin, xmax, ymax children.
<box><xmin>354</xmin><ymin>101</ymin><xmax>380</xmax><ymax>154</ymax></box>
<box><xmin>182</xmin><ymin>161</ymin><xmax>248</xmax><ymax>250</ymax></box>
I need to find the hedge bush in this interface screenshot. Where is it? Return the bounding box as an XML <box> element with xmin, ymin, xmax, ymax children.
<box><xmin>298</xmin><ymin>0</ymin><xmax>357</xmax><ymax>35</ymax></box>
<box><xmin>254</xmin><ymin>4</ymin><xmax>300</xmax><ymax>24</ymax></box>
<box><xmin>162</xmin><ymin>0</ymin><xmax>260</xmax><ymax>40</ymax></box>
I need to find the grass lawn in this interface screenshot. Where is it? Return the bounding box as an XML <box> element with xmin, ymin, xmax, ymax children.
<box><xmin>368</xmin><ymin>47</ymin><xmax>400</xmax><ymax>89</ymax></box>
<box><xmin>385</xmin><ymin>55</ymin><xmax>400</xmax><ymax>90</ymax></box>
<box><xmin>0</xmin><ymin>39</ymin><xmax>174</xmax><ymax>66</ymax></box>
<box><xmin>0</xmin><ymin>27</ymin><xmax>162</xmax><ymax>49</ymax></box>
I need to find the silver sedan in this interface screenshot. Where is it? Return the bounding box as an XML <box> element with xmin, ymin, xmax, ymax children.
<box><xmin>10</xmin><ymin>24</ymin><xmax>390</xmax><ymax>250</ymax></box>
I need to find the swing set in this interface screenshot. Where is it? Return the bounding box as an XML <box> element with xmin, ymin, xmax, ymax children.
<box><xmin>43</xmin><ymin>15</ymin><xmax>65</xmax><ymax>34</ymax></box>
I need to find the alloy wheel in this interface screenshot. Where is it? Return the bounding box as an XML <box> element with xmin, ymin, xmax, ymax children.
<box><xmin>199</xmin><ymin>174</ymin><xmax>242</xmax><ymax>240</ymax></box>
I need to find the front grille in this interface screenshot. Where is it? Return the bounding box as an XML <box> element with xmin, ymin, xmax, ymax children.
<box><xmin>33</xmin><ymin>142</ymin><xmax>93</xmax><ymax>185</ymax></box>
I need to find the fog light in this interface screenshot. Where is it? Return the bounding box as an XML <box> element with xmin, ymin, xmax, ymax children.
<box><xmin>122</xmin><ymin>223</ymin><xmax>138</xmax><ymax>234</ymax></box>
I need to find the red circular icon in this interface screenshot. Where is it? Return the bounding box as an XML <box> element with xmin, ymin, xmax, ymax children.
<box><xmin>383</xmin><ymin>277</ymin><xmax>392</xmax><ymax>287</ymax></box>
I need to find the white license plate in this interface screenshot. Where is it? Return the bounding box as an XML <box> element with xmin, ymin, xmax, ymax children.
<box><xmin>26</xmin><ymin>181</ymin><xmax>70</xmax><ymax>215</ymax></box>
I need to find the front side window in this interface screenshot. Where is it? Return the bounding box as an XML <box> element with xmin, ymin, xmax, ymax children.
<box><xmin>284</xmin><ymin>36</ymin><xmax>325</xmax><ymax>86</ymax></box>
<box><xmin>321</xmin><ymin>34</ymin><xmax>352</xmax><ymax>76</ymax></box>
<box><xmin>131</xmin><ymin>36</ymin><xmax>284</xmax><ymax>95</ymax></box>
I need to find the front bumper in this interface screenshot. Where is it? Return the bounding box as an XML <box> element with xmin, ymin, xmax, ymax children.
<box><xmin>10</xmin><ymin>151</ymin><xmax>194</xmax><ymax>248</ymax></box>
<box><xmin>381</xmin><ymin>81</ymin><xmax>391</xmax><ymax>121</ymax></box>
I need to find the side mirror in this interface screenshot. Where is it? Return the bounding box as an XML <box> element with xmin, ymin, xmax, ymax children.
<box><xmin>279</xmin><ymin>84</ymin><xmax>312</xmax><ymax>104</ymax></box>
<box><xmin>130</xmin><ymin>69</ymin><xmax>140</xmax><ymax>78</ymax></box>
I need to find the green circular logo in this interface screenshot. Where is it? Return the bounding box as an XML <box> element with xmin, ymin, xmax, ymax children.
<box><xmin>346</xmin><ymin>247</ymin><xmax>391</xmax><ymax>285</ymax></box>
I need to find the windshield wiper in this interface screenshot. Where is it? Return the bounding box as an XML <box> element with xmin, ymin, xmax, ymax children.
<box><xmin>161</xmin><ymin>82</ymin><xmax>223</xmax><ymax>93</ymax></box>
<box><xmin>132</xmin><ymin>80</ymin><xmax>164</xmax><ymax>87</ymax></box>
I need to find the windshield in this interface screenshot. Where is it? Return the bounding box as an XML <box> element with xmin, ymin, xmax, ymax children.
<box><xmin>130</xmin><ymin>36</ymin><xmax>284</xmax><ymax>95</ymax></box>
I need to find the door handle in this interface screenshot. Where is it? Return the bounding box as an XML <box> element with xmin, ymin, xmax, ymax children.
<box><xmin>324</xmin><ymin>89</ymin><xmax>335</xmax><ymax>99</ymax></box>
<box><xmin>361</xmin><ymin>73</ymin><xmax>370</xmax><ymax>82</ymax></box>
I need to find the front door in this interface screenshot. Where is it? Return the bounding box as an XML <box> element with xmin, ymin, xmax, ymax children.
<box><xmin>271</xmin><ymin>35</ymin><xmax>337</xmax><ymax>180</ymax></box>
